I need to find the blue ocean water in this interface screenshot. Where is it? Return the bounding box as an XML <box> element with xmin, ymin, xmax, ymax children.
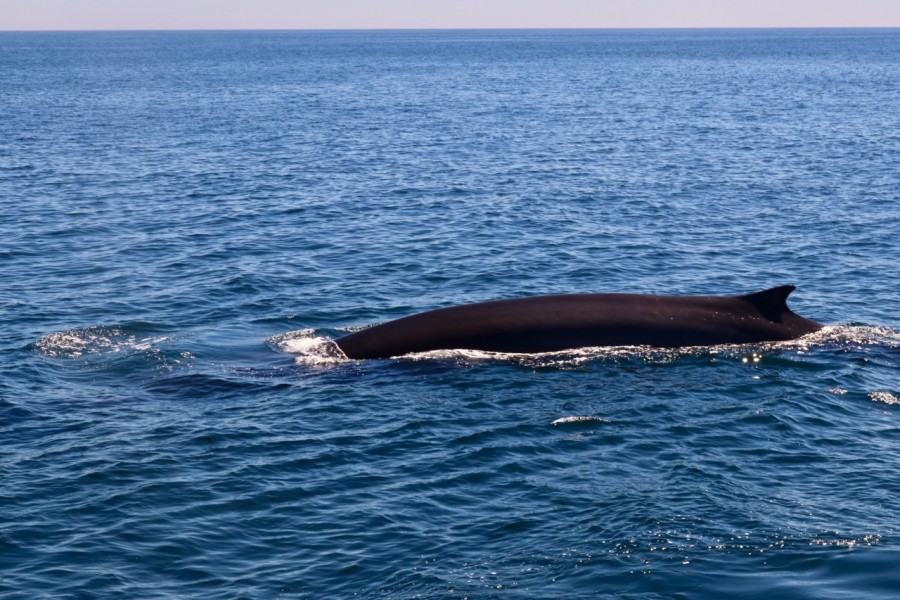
<box><xmin>1</xmin><ymin>28</ymin><xmax>899</xmax><ymax>598</ymax></box>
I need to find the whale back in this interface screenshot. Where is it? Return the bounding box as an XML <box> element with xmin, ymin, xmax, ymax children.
<box><xmin>334</xmin><ymin>286</ymin><xmax>823</xmax><ymax>359</ymax></box>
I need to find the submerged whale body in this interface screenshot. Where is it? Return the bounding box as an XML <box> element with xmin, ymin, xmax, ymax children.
<box><xmin>334</xmin><ymin>285</ymin><xmax>823</xmax><ymax>360</ymax></box>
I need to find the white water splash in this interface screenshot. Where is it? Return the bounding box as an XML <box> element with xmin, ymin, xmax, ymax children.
<box><xmin>402</xmin><ymin>345</ymin><xmax>658</xmax><ymax>368</ymax></box>
<box><xmin>269</xmin><ymin>323</ymin><xmax>899</xmax><ymax>369</ymax></box>
<box><xmin>34</xmin><ymin>326</ymin><xmax>170</xmax><ymax>359</ymax></box>
<box><xmin>552</xmin><ymin>416</ymin><xmax>612</xmax><ymax>426</ymax></box>
<box><xmin>267</xmin><ymin>329</ymin><xmax>349</xmax><ymax>366</ymax></box>
<box><xmin>774</xmin><ymin>324</ymin><xmax>900</xmax><ymax>350</ymax></box>
<box><xmin>397</xmin><ymin>326</ymin><xmax>893</xmax><ymax>367</ymax></box>
<box><xmin>869</xmin><ymin>391</ymin><xmax>899</xmax><ymax>405</ymax></box>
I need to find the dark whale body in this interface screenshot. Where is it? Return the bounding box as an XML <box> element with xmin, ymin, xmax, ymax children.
<box><xmin>334</xmin><ymin>285</ymin><xmax>822</xmax><ymax>360</ymax></box>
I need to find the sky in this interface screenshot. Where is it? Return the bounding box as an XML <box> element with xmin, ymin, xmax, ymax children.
<box><xmin>1</xmin><ymin>0</ymin><xmax>899</xmax><ymax>31</ymax></box>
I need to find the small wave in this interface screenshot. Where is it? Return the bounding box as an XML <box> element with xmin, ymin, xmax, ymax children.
<box><xmin>773</xmin><ymin>324</ymin><xmax>900</xmax><ymax>350</ymax></box>
<box><xmin>402</xmin><ymin>345</ymin><xmax>660</xmax><ymax>368</ymax></box>
<box><xmin>268</xmin><ymin>323</ymin><xmax>899</xmax><ymax>369</ymax></box>
<box><xmin>551</xmin><ymin>416</ymin><xmax>612</xmax><ymax>426</ymax></box>
<box><xmin>808</xmin><ymin>533</ymin><xmax>882</xmax><ymax>548</ymax></box>
<box><xmin>33</xmin><ymin>326</ymin><xmax>171</xmax><ymax>359</ymax></box>
<box><xmin>391</xmin><ymin>324</ymin><xmax>900</xmax><ymax>367</ymax></box>
<box><xmin>400</xmin><ymin>340</ymin><xmax>815</xmax><ymax>368</ymax></box>
<box><xmin>266</xmin><ymin>329</ymin><xmax>349</xmax><ymax>366</ymax></box>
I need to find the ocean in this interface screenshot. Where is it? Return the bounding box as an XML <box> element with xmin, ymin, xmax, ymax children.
<box><xmin>1</xmin><ymin>29</ymin><xmax>898</xmax><ymax>598</ymax></box>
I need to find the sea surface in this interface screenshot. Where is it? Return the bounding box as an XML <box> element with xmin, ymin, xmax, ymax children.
<box><xmin>1</xmin><ymin>29</ymin><xmax>899</xmax><ymax>598</ymax></box>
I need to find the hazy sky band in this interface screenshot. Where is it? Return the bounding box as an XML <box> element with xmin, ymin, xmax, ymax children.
<box><xmin>2</xmin><ymin>0</ymin><xmax>899</xmax><ymax>30</ymax></box>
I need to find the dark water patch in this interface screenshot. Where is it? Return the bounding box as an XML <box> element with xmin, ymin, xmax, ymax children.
<box><xmin>144</xmin><ymin>373</ymin><xmax>285</xmax><ymax>401</ymax></box>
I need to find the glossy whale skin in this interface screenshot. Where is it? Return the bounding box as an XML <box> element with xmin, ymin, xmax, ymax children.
<box><xmin>334</xmin><ymin>285</ymin><xmax>823</xmax><ymax>360</ymax></box>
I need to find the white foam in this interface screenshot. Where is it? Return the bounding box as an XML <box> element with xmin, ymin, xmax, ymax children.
<box><xmin>34</xmin><ymin>326</ymin><xmax>169</xmax><ymax>359</ymax></box>
<box><xmin>869</xmin><ymin>391</ymin><xmax>899</xmax><ymax>405</ymax></box>
<box><xmin>267</xmin><ymin>329</ymin><xmax>349</xmax><ymax>366</ymax></box>
<box><xmin>403</xmin><ymin>325</ymin><xmax>897</xmax><ymax>365</ymax></box>
<box><xmin>402</xmin><ymin>345</ymin><xmax>651</xmax><ymax>368</ymax></box>
<box><xmin>552</xmin><ymin>416</ymin><xmax>612</xmax><ymax>426</ymax></box>
<box><xmin>789</xmin><ymin>324</ymin><xmax>900</xmax><ymax>348</ymax></box>
<box><xmin>272</xmin><ymin>323</ymin><xmax>899</xmax><ymax>368</ymax></box>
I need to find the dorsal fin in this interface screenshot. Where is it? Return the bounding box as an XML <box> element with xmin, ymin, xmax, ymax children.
<box><xmin>740</xmin><ymin>285</ymin><xmax>795</xmax><ymax>320</ymax></box>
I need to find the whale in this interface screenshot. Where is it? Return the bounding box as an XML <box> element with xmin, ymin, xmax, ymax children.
<box><xmin>334</xmin><ymin>285</ymin><xmax>822</xmax><ymax>360</ymax></box>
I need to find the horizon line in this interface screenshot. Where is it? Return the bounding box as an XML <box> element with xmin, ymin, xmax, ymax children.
<box><xmin>2</xmin><ymin>25</ymin><xmax>899</xmax><ymax>33</ymax></box>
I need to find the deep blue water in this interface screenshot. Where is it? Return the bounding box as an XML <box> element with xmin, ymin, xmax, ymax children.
<box><xmin>2</xmin><ymin>29</ymin><xmax>899</xmax><ymax>598</ymax></box>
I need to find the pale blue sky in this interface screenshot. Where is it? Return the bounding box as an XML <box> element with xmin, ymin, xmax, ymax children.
<box><xmin>2</xmin><ymin>0</ymin><xmax>898</xmax><ymax>30</ymax></box>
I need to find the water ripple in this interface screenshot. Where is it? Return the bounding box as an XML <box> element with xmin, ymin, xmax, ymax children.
<box><xmin>3</xmin><ymin>29</ymin><xmax>899</xmax><ymax>599</ymax></box>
